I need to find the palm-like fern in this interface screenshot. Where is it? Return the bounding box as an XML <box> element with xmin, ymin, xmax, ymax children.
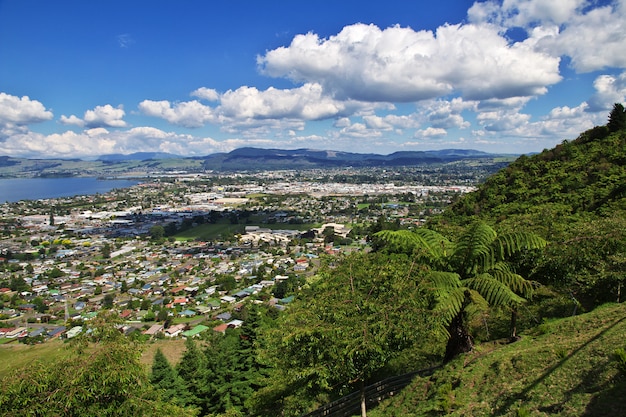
<box><xmin>375</xmin><ymin>222</ymin><xmax>546</xmax><ymax>361</ymax></box>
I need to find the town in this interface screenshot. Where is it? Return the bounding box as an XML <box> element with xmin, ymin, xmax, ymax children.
<box><xmin>0</xmin><ymin>164</ymin><xmax>488</xmax><ymax>344</ymax></box>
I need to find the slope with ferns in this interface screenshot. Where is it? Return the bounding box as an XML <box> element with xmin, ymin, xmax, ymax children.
<box><xmin>435</xmin><ymin>108</ymin><xmax>626</xmax><ymax>309</ymax></box>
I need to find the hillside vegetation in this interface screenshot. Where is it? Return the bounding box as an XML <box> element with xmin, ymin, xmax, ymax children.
<box><xmin>370</xmin><ymin>303</ymin><xmax>626</xmax><ymax>417</ymax></box>
<box><xmin>437</xmin><ymin>115</ymin><xmax>626</xmax><ymax>310</ymax></box>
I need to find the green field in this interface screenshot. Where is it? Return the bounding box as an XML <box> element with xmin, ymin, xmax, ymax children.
<box><xmin>174</xmin><ymin>221</ymin><xmax>319</xmax><ymax>241</ymax></box>
<box><xmin>0</xmin><ymin>339</ymin><xmax>71</xmax><ymax>379</ymax></box>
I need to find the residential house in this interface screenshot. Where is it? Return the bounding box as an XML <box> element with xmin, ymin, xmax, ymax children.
<box><xmin>182</xmin><ymin>324</ymin><xmax>209</xmax><ymax>338</ymax></box>
<box><xmin>164</xmin><ymin>323</ymin><xmax>186</xmax><ymax>338</ymax></box>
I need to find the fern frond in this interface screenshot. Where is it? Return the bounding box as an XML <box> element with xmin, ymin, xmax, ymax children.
<box><xmin>492</xmin><ymin>232</ymin><xmax>547</xmax><ymax>261</ymax></box>
<box><xmin>490</xmin><ymin>270</ymin><xmax>534</xmax><ymax>298</ymax></box>
<box><xmin>374</xmin><ymin>228</ymin><xmax>451</xmax><ymax>263</ymax></box>
<box><xmin>426</xmin><ymin>271</ymin><xmax>461</xmax><ymax>293</ymax></box>
<box><xmin>452</xmin><ymin>221</ymin><xmax>497</xmax><ymax>274</ymax></box>
<box><xmin>464</xmin><ymin>274</ymin><xmax>525</xmax><ymax>307</ymax></box>
<box><xmin>433</xmin><ymin>286</ymin><xmax>467</xmax><ymax>324</ymax></box>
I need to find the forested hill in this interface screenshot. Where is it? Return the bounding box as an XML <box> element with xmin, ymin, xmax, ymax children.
<box><xmin>436</xmin><ymin>107</ymin><xmax>626</xmax><ymax>309</ymax></box>
<box><xmin>445</xmin><ymin>124</ymin><xmax>626</xmax><ymax>225</ymax></box>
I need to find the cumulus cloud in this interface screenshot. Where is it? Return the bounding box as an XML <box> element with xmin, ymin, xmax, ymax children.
<box><xmin>363</xmin><ymin>114</ymin><xmax>421</xmax><ymax>131</ymax></box>
<box><xmin>425</xmin><ymin>99</ymin><xmax>474</xmax><ymax>130</ymax></box>
<box><xmin>469</xmin><ymin>0</ymin><xmax>626</xmax><ymax>73</ymax></box>
<box><xmin>219</xmin><ymin>83</ymin><xmax>357</xmax><ymax>120</ymax></box>
<box><xmin>142</xmin><ymin>84</ymin><xmax>378</xmax><ymax>135</ymax></box>
<box><xmin>60</xmin><ymin>104</ymin><xmax>127</xmax><ymax>128</ymax></box>
<box><xmin>468</xmin><ymin>0</ymin><xmax>587</xmax><ymax>27</ymax></box>
<box><xmin>0</xmin><ymin>125</ymin><xmax>228</xmax><ymax>159</ymax></box>
<box><xmin>258</xmin><ymin>22</ymin><xmax>561</xmax><ymax>102</ymax></box>
<box><xmin>536</xmin><ymin>4</ymin><xmax>626</xmax><ymax>72</ymax></box>
<box><xmin>415</xmin><ymin>127</ymin><xmax>447</xmax><ymax>138</ymax></box>
<box><xmin>0</xmin><ymin>93</ymin><xmax>53</xmax><ymax>141</ymax></box>
<box><xmin>587</xmin><ymin>71</ymin><xmax>626</xmax><ymax>112</ymax></box>
<box><xmin>191</xmin><ymin>87</ymin><xmax>220</xmax><ymax>101</ymax></box>
<box><xmin>477</xmin><ymin>110</ymin><xmax>531</xmax><ymax>132</ymax></box>
<box><xmin>138</xmin><ymin>99</ymin><xmax>216</xmax><ymax>128</ymax></box>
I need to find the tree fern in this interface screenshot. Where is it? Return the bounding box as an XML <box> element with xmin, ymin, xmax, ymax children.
<box><xmin>452</xmin><ymin>222</ymin><xmax>497</xmax><ymax>275</ymax></box>
<box><xmin>492</xmin><ymin>232</ymin><xmax>547</xmax><ymax>261</ymax></box>
<box><xmin>375</xmin><ymin>221</ymin><xmax>547</xmax><ymax>360</ymax></box>
<box><xmin>464</xmin><ymin>274</ymin><xmax>525</xmax><ymax>307</ymax></box>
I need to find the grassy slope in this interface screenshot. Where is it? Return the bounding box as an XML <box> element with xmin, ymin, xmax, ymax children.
<box><xmin>370</xmin><ymin>303</ymin><xmax>626</xmax><ymax>417</ymax></box>
<box><xmin>0</xmin><ymin>338</ymin><xmax>187</xmax><ymax>380</ymax></box>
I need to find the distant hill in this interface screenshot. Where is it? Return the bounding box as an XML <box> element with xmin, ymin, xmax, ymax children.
<box><xmin>200</xmin><ymin>147</ymin><xmax>502</xmax><ymax>170</ymax></box>
<box><xmin>0</xmin><ymin>147</ymin><xmax>511</xmax><ymax>178</ymax></box>
<box><xmin>97</xmin><ymin>152</ymin><xmax>181</xmax><ymax>162</ymax></box>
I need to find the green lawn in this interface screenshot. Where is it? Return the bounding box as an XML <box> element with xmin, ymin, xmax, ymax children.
<box><xmin>174</xmin><ymin>221</ymin><xmax>319</xmax><ymax>241</ymax></box>
<box><xmin>174</xmin><ymin>222</ymin><xmax>244</xmax><ymax>241</ymax></box>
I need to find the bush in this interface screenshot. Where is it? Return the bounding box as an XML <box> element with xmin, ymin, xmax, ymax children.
<box><xmin>614</xmin><ymin>348</ymin><xmax>626</xmax><ymax>374</ymax></box>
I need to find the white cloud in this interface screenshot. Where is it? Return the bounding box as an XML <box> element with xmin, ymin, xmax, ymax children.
<box><xmin>60</xmin><ymin>104</ymin><xmax>127</xmax><ymax>128</ymax></box>
<box><xmin>363</xmin><ymin>114</ymin><xmax>421</xmax><ymax>131</ymax></box>
<box><xmin>587</xmin><ymin>71</ymin><xmax>626</xmax><ymax>112</ymax></box>
<box><xmin>191</xmin><ymin>87</ymin><xmax>220</xmax><ymax>101</ymax></box>
<box><xmin>469</xmin><ymin>0</ymin><xmax>586</xmax><ymax>27</ymax></box>
<box><xmin>138</xmin><ymin>99</ymin><xmax>216</xmax><ymax>128</ymax></box>
<box><xmin>0</xmin><ymin>92</ymin><xmax>53</xmax><ymax>127</ymax></box>
<box><xmin>470</xmin><ymin>0</ymin><xmax>626</xmax><ymax>73</ymax></box>
<box><xmin>219</xmin><ymin>83</ymin><xmax>361</xmax><ymax>121</ymax></box>
<box><xmin>537</xmin><ymin>3</ymin><xmax>626</xmax><ymax>72</ymax></box>
<box><xmin>477</xmin><ymin>110</ymin><xmax>531</xmax><ymax>132</ymax></box>
<box><xmin>424</xmin><ymin>99</ymin><xmax>474</xmax><ymax>130</ymax></box>
<box><xmin>0</xmin><ymin>125</ymin><xmax>227</xmax><ymax>159</ymax></box>
<box><xmin>258</xmin><ymin>22</ymin><xmax>561</xmax><ymax>102</ymax></box>
<box><xmin>415</xmin><ymin>127</ymin><xmax>447</xmax><ymax>138</ymax></box>
<box><xmin>336</xmin><ymin>121</ymin><xmax>382</xmax><ymax>139</ymax></box>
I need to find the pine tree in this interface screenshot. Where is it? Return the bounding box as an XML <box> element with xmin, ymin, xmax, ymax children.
<box><xmin>151</xmin><ymin>348</ymin><xmax>190</xmax><ymax>406</ymax></box>
<box><xmin>607</xmin><ymin>102</ymin><xmax>626</xmax><ymax>132</ymax></box>
<box><xmin>176</xmin><ymin>338</ymin><xmax>213</xmax><ymax>413</ymax></box>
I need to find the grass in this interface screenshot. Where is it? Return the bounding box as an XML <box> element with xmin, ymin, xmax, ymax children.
<box><xmin>174</xmin><ymin>222</ymin><xmax>244</xmax><ymax>241</ymax></box>
<box><xmin>369</xmin><ymin>303</ymin><xmax>626</xmax><ymax>417</ymax></box>
<box><xmin>174</xmin><ymin>220</ymin><xmax>319</xmax><ymax>241</ymax></box>
<box><xmin>0</xmin><ymin>339</ymin><xmax>71</xmax><ymax>379</ymax></box>
<box><xmin>140</xmin><ymin>338</ymin><xmax>188</xmax><ymax>368</ymax></box>
<box><xmin>0</xmin><ymin>337</ymin><xmax>189</xmax><ymax>379</ymax></box>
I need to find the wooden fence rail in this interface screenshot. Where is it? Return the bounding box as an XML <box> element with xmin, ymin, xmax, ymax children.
<box><xmin>301</xmin><ymin>365</ymin><xmax>440</xmax><ymax>417</ymax></box>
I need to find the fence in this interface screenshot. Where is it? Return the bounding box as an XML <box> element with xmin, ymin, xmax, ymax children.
<box><xmin>301</xmin><ymin>365</ymin><xmax>440</xmax><ymax>417</ymax></box>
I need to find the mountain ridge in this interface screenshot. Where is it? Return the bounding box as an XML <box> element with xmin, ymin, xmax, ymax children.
<box><xmin>0</xmin><ymin>147</ymin><xmax>515</xmax><ymax>177</ymax></box>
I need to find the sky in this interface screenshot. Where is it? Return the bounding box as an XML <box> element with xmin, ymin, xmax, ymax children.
<box><xmin>0</xmin><ymin>0</ymin><xmax>625</xmax><ymax>159</ymax></box>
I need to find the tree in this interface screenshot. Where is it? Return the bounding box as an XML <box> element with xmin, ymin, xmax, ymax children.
<box><xmin>102</xmin><ymin>243</ymin><xmax>111</xmax><ymax>259</ymax></box>
<box><xmin>150</xmin><ymin>225</ymin><xmax>166</xmax><ymax>240</ymax></box>
<box><xmin>0</xmin><ymin>314</ymin><xmax>196</xmax><ymax>416</ymax></box>
<box><xmin>32</xmin><ymin>296</ymin><xmax>47</xmax><ymax>314</ymax></box>
<box><xmin>151</xmin><ymin>348</ymin><xmax>191</xmax><ymax>407</ymax></box>
<box><xmin>607</xmin><ymin>102</ymin><xmax>626</xmax><ymax>132</ymax></box>
<box><xmin>176</xmin><ymin>338</ymin><xmax>212</xmax><ymax>413</ymax></box>
<box><xmin>255</xmin><ymin>252</ymin><xmax>432</xmax><ymax>417</ymax></box>
<box><xmin>103</xmin><ymin>293</ymin><xmax>115</xmax><ymax>309</ymax></box>
<box><xmin>375</xmin><ymin>222</ymin><xmax>546</xmax><ymax>361</ymax></box>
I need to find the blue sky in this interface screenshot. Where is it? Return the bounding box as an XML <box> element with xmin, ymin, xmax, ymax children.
<box><xmin>1</xmin><ymin>0</ymin><xmax>625</xmax><ymax>158</ymax></box>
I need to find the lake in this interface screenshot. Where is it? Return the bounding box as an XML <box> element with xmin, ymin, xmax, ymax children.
<box><xmin>0</xmin><ymin>177</ymin><xmax>142</xmax><ymax>203</ymax></box>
